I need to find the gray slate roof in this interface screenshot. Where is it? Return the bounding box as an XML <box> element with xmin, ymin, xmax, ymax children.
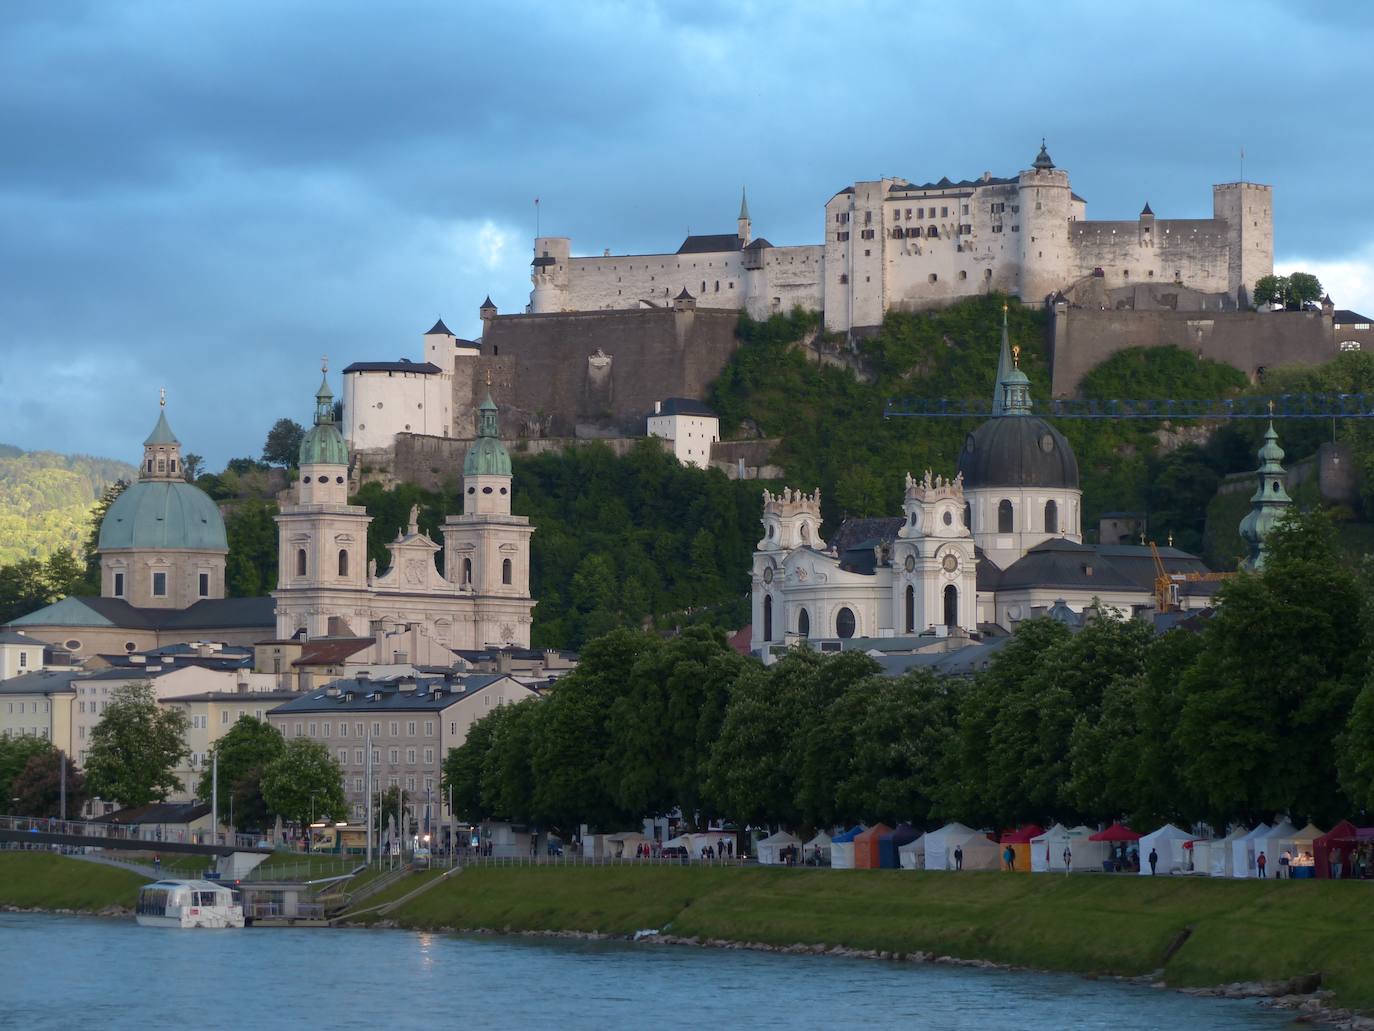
<box><xmin>652</xmin><ymin>397</ymin><xmax>717</xmax><ymax>418</ymax></box>
<box><xmin>6</xmin><ymin>595</ymin><xmax>274</xmax><ymax>632</ymax></box>
<box><xmin>676</xmin><ymin>234</ymin><xmax>744</xmax><ymax>254</ymax></box>
<box><xmin>0</xmin><ymin>669</ymin><xmax>84</xmax><ymax>695</ymax></box>
<box><xmin>342</xmin><ymin>361</ymin><xmax>443</xmax><ymax>375</ymax></box>
<box><xmin>268</xmin><ymin>673</ymin><xmax>522</xmax><ymax>715</ymax></box>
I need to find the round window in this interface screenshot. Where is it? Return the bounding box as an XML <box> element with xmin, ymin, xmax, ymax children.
<box><xmin>499</xmin><ymin>487</ymin><xmax>507</xmax><ymax>495</ymax></box>
<box><xmin>65</xmin><ymin>639</ymin><xmax>81</xmax><ymax>651</ymax></box>
<box><xmin>1040</xmin><ymin>433</ymin><xmax>1056</xmax><ymax>453</ymax></box>
<box><xmin>482</xmin><ymin>486</ymin><xmax>493</xmax><ymax>494</ymax></box>
<box><xmin>904</xmin><ymin>555</ymin><xmax>915</xmax><ymax>572</ymax></box>
<box><xmin>376</xmin><ymin>402</ymin><xmax>383</xmax><ymax>410</ymax></box>
<box><xmin>467</xmin><ymin>487</ymin><xmax>475</xmax><ymax>495</ymax></box>
<box><xmin>303</xmin><ymin>476</ymin><xmax>312</xmax><ymax>484</ymax></box>
<box><xmin>336</xmin><ymin>476</ymin><xmax>344</xmax><ymax>484</ymax></box>
<box><xmin>835</xmin><ymin>608</ymin><xmax>856</xmax><ymax>639</ymax></box>
<box><xmin>942</xmin><ymin>554</ymin><xmax>959</xmax><ymax>573</ymax></box>
<box><xmin>942</xmin><ymin>510</ymin><xmax>953</xmax><ymax>526</ymax></box>
<box><xmin>124</xmin><ymin>641</ymin><xmax>137</xmax><ymax>652</ymax></box>
<box><xmin>763</xmin><ymin>567</ymin><xmax>774</xmax><ymax>584</ymax></box>
<box><xmin>964</xmin><ymin>433</ymin><xmax>976</xmax><ymax>454</ymax></box>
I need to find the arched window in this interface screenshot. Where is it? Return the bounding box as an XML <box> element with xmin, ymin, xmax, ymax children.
<box><xmin>836</xmin><ymin>607</ymin><xmax>856</xmax><ymax>639</ymax></box>
<box><xmin>998</xmin><ymin>499</ymin><xmax>1014</xmax><ymax>533</ymax></box>
<box><xmin>763</xmin><ymin>595</ymin><xmax>774</xmax><ymax>642</ymax></box>
<box><xmin>296</xmin><ymin>549</ymin><xmax>307</xmax><ymax>577</ymax></box>
<box><xmin>943</xmin><ymin>584</ymin><xmax>958</xmax><ymax>628</ymax></box>
<box><xmin>798</xmin><ymin>608</ymin><xmax>810</xmax><ymax>638</ymax></box>
<box><xmin>800</xmin><ymin>523</ymin><xmax>810</xmax><ymax>545</ymax></box>
<box><xmin>502</xmin><ymin>559</ymin><xmax>512</xmax><ymax>585</ymax></box>
<box><xmin>904</xmin><ymin>585</ymin><xmax>915</xmax><ymax>633</ymax></box>
<box><xmin>338</xmin><ymin>550</ymin><xmax>349</xmax><ymax>577</ymax></box>
<box><xmin>963</xmin><ymin>501</ymin><xmax>971</xmax><ymax>527</ymax></box>
<box><xmin>462</xmin><ymin>557</ymin><xmax>472</xmax><ymax>584</ymax></box>
<box><xmin>1045</xmin><ymin>500</ymin><xmax>1058</xmax><ymax>534</ymax></box>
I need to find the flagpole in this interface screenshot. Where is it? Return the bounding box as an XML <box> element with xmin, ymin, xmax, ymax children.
<box><xmin>535</xmin><ymin>197</ymin><xmax>540</xmax><ymax>238</ymax></box>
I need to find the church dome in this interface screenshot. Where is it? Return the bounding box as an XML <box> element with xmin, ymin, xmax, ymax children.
<box><xmin>98</xmin><ymin>480</ymin><xmax>228</xmax><ymax>552</ymax></box>
<box><xmin>958</xmin><ymin>415</ymin><xmax>1079</xmax><ymax>490</ymax></box>
<box><xmin>299</xmin><ymin>371</ymin><xmax>348</xmax><ymax>466</ymax></box>
<box><xmin>463</xmin><ymin>394</ymin><xmax>511</xmax><ymax>476</ymax></box>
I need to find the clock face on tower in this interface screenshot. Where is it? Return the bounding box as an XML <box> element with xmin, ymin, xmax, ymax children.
<box><xmin>942</xmin><ymin>553</ymin><xmax>959</xmax><ymax>573</ymax></box>
<box><xmin>904</xmin><ymin>555</ymin><xmax>916</xmax><ymax>572</ymax></box>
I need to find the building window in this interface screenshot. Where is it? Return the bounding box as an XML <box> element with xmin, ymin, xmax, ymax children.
<box><xmin>221</xmin><ymin>710</ymin><xmax>229</xmax><ymax>724</ymax></box>
<box><xmin>502</xmin><ymin>559</ymin><xmax>512</xmax><ymax>585</ymax></box>
<box><xmin>113</xmin><ymin>572</ymin><xmax>125</xmax><ymax>597</ymax></box>
<box><xmin>198</xmin><ymin>572</ymin><xmax>210</xmax><ymax>598</ymax></box>
<box><xmin>406</xmin><ymin>748</ymin><xmax>417</xmax><ymax>764</ymax></box>
<box><xmin>151</xmin><ymin>571</ymin><xmax>167</xmax><ymax>597</ymax></box>
<box><xmin>838</xmin><ymin>273</ymin><xmax>848</xmax><ymax>284</ymax></box>
<box><xmin>322</xmin><ymin>722</ymin><xmax>330</xmax><ymax>737</ymax></box>
<box><xmin>338</xmin><ymin>550</ymin><xmax>349</xmax><ymax>577</ymax></box>
<box><xmin>355</xmin><ymin>749</ymin><xmax>364</xmax><ymax>765</ymax></box>
<box><xmin>338</xmin><ymin>749</ymin><xmax>348</xmax><ymax>765</ymax></box>
<box><xmin>308</xmin><ymin>722</ymin><xmax>317</xmax><ymax>737</ymax></box>
<box><xmin>389</xmin><ymin>748</ymin><xmax>399</xmax><ymax>764</ymax></box>
<box><xmin>798</xmin><ymin>608</ymin><xmax>810</xmax><ymax>637</ymax></box>
<box><xmin>424</xmin><ymin>721</ymin><xmax>433</xmax><ymax>737</ymax></box>
<box><xmin>407</xmin><ymin>721</ymin><xmax>416</xmax><ymax>736</ymax></box>
<box><xmin>296</xmin><ymin>549</ymin><xmax>307</xmax><ymax>577</ymax></box>
<box><xmin>423</xmin><ymin>748</ymin><xmax>434</xmax><ymax>764</ymax></box>
<box><xmin>943</xmin><ymin>585</ymin><xmax>959</xmax><ymax>628</ymax></box>
<box><xmin>462</xmin><ymin>557</ymin><xmax>472</xmax><ymax>584</ymax></box>
<box><xmin>835</xmin><ymin>607</ymin><xmax>856</xmax><ymax>639</ymax></box>
<box><xmin>998</xmin><ymin>500</ymin><xmax>1014</xmax><ymax>533</ymax></box>
<box><xmin>928</xmin><ymin>273</ymin><xmax>938</xmax><ymax>284</ymax></box>
<box><xmin>340</xmin><ymin>722</ymin><xmax>349</xmax><ymax>737</ymax></box>
<box><xmin>1045</xmin><ymin>500</ymin><xmax>1059</xmax><ymax>534</ymax></box>
<box><xmin>763</xmin><ymin>595</ymin><xmax>773</xmax><ymax>642</ymax></box>
<box><xmin>904</xmin><ymin>586</ymin><xmax>915</xmax><ymax>633</ymax></box>
<box><xmin>389</xmin><ymin>722</ymin><xmax>398</xmax><ymax>736</ymax></box>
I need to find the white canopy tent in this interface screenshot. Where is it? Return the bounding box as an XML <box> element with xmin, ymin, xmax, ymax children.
<box><xmin>804</xmin><ymin>831</ymin><xmax>832</xmax><ymax>865</ymax></box>
<box><xmin>1030</xmin><ymin>824</ymin><xmax>1110</xmax><ymax>873</ymax></box>
<box><xmin>898</xmin><ymin>833</ymin><xmax>925</xmax><ymax>870</ymax></box>
<box><xmin>924</xmin><ymin>823</ymin><xmax>999</xmax><ymax>871</ymax></box>
<box><xmin>1231</xmin><ymin>824</ymin><xmax>1271</xmax><ymax>878</ymax></box>
<box><xmin>1139</xmin><ymin>824</ymin><xmax>1195</xmax><ymax>876</ymax></box>
<box><xmin>1209</xmin><ymin>827</ymin><xmax>1247</xmax><ymax>877</ymax></box>
<box><xmin>755</xmin><ymin>831</ymin><xmax>802</xmax><ymax>866</ymax></box>
<box><xmin>607</xmin><ymin>831</ymin><xmax>654</xmax><ymax>858</ymax></box>
<box><xmin>1029</xmin><ymin>823</ymin><xmax>1068</xmax><ymax>873</ymax></box>
<box><xmin>1258</xmin><ymin>821</ymin><xmax>1298</xmax><ymax>874</ymax></box>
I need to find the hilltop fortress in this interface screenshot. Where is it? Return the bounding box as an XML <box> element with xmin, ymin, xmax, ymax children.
<box><xmin>530</xmin><ymin>142</ymin><xmax>1273</xmax><ymax>332</ymax></box>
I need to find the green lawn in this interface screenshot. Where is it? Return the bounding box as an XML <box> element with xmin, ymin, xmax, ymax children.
<box><xmin>384</xmin><ymin>866</ymin><xmax>1374</xmax><ymax>1011</ymax></box>
<box><xmin>0</xmin><ymin>852</ymin><xmax>146</xmax><ymax>911</ymax></box>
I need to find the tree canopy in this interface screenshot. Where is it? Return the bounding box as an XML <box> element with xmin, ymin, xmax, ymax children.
<box><xmin>83</xmin><ymin>681</ymin><xmax>189</xmax><ymax>808</ymax></box>
<box><xmin>262</xmin><ymin>418</ymin><xmax>306</xmax><ymax>467</ymax></box>
<box><xmin>198</xmin><ymin>716</ymin><xmax>287</xmax><ymax>830</ymax></box>
<box><xmin>259</xmin><ymin>738</ymin><xmax>348</xmax><ymax>829</ymax></box>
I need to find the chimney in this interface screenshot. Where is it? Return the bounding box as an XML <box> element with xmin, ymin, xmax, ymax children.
<box><xmin>496</xmin><ymin>650</ymin><xmax>511</xmax><ymax>674</ymax></box>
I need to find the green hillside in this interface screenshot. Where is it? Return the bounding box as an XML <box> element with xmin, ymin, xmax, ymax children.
<box><xmin>0</xmin><ymin>446</ymin><xmax>135</xmax><ymax>565</ymax></box>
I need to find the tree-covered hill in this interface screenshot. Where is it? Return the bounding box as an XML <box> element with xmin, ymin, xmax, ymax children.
<box><xmin>0</xmin><ymin>447</ymin><xmax>136</xmax><ymax>565</ymax></box>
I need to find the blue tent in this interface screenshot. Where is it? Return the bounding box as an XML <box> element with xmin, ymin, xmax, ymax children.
<box><xmin>878</xmin><ymin>824</ymin><xmax>919</xmax><ymax>869</ymax></box>
<box><xmin>831</xmin><ymin>825</ymin><xmax>865</xmax><ymax>843</ymax></box>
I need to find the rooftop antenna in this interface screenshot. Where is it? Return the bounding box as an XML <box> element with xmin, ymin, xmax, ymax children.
<box><xmin>1240</xmin><ymin>145</ymin><xmax>1245</xmax><ymax>183</ymax></box>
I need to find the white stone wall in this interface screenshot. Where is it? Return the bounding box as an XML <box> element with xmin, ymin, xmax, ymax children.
<box><xmin>966</xmin><ymin>485</ymin><xmax>1082</xmax><ymax>571</ymax></box>
<box><xmin>344</xmin><ymin>369</ymin><xmax>452</xmax><ymax>452</ymax></box>
<box><xmin>647</xmin><ymin>412</ymin><xmax>719</xmax><ymax>469</ymax></box>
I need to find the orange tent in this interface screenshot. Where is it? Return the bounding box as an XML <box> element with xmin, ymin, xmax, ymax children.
<box><xmin>853</xmin><ymin>823</ymin><xmax>892</xmax><ymax>869</ymax></box>
<box><xmin>999</xmin><ymin>824</ymin><xmax>1045</xmax><ymax>872</ymax></box>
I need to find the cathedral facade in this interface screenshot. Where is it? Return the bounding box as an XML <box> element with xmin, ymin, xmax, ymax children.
<box><xmin>272</xmin><ymin>371</ymin><xmax>535</xmax><ymax>663</ymax></box>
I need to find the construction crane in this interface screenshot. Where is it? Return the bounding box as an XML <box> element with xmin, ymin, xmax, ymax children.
<box><xmin>1150</xmin><ymin>541</ymin><xmax>1235</xmax><ymax>613</ymax></box>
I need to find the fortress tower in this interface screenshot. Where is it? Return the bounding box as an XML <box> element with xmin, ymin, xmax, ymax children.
<box><xmin>1017</xmin><ymin>141</ymin><xmax>1075</xmax><ymax>303</ymax></box>
<box><xmin>530</xmin><ymin>236</ymin><xmax>572</xmax><ymax>313</ymax></box>
<box><xmin>1213</xmin><ymin>182</ymin><xmax>1274</xmax><ymax>304</ymax></box>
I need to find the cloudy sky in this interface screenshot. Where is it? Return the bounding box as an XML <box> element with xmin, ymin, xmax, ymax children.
<box><xmin>4</xmin><ymin>0</ymin><xmax>1372</xmax><ymax>467</ymax></box>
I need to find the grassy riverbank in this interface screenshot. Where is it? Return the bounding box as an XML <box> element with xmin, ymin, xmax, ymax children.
<box><xmin>375</xmin><ymin>866</ymin><xmax>1374</xmax><ymax>1011</ymax></box>
<box><xmin>0</xmin><ymin>853</ymin><xmax>145</xmax><ymax>911</ymax></box>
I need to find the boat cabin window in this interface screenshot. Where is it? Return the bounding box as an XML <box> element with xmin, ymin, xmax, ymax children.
<box><xmin>194</xmin><ymin>891</ymin><xmax>220</xmax><ymax>906</ymax></box>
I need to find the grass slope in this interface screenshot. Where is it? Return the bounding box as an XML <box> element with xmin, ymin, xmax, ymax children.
<box><xmin>0</xmin><ymin>853</ymin><xmax>145</xmax><ymax>911</ymax></box>
<box><xmin>383</xmin><ymin>866</ymin><xmax>1374</xmax><ymax>1010</ymax></box>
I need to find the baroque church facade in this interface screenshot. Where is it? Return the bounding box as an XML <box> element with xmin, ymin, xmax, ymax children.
<box><xmin>749</xmin><ymin>311</ymin><xmax>1229</xmax><ymax>654</ymax></box>
<box><xmin>272</xmin><ymin>370</ymin><xmax>535</xmax><ymax>663</ymax></box>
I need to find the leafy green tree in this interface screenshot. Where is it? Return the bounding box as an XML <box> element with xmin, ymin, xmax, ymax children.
<box><xmin>181</xmin><ymin>453</ymin><xmax>204</xmax><ymax>482</ymax></box>
<box><xmin>443</xmin><ymin>718</ymin><xmax>497</xmax><ymax>824</ymax></box>
<box><xmin>84</xmin><ymin>681</ymin><xmax>190</xmax><ymax>807</ymax></box>
<box><xmin>1338</xmin><ymin>671</ymin><xmax>1374</xmax><ymax>817</ymax></box>
<box><xmin>1253</xmin><ymin>274</ymin><xmax>1285</xmax><ymax>308</ymax></box>
<box><xmin>1178</xmin><ymin>509</ymin><xmax>1365</xmax><ymax>826</ymax></box>
<box><xmin>224</xmin><ymin>500</ymin><xmax>279</xmax><ymax>596</ymax></box>
<box><xmin>262</xmin><ymin>418</ymin><xmax>306</xmax><ymax>467</ymax></box>
<box><xmin>1286</xmin><ymin>272</ymin><xmax>1324</xmax><ymax>309</ymax></box>
<box><xmin>11</xmin><ymin>749</ymin><xmax>86</xmax><ymax>819</ymax></box>
<box><xmin>197</xmin><ymin>716</ymin><xmax>286</xmax><ymax>829</ymax></box>
<box><xmin>260</xmin><ymin>738</ymin><xmax>347</xmax><ymax>829</ymax></box>
<box><xmin>478</xmin><ymin>700</ymin><xmax>542</xmax><ymax>823</ymax></box>
<box><xmin>0</xmin><ymin>736</ymin><xmax>56</xmax><ymax>807</ymax></box>
<box><xmin>707</xmin><ymin>660</ymin><xmax>803</xmax><ymax>829</ymax></box>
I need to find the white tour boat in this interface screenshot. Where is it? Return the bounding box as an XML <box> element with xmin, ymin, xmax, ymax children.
<box><xmin>135</xmin><ymin>879</ymin><xmax>245</xmax><ymax>928</ymax></box>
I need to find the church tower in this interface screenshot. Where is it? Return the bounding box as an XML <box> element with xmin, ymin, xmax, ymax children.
<box><xmin>891</xmin><ymin>472</ymin><xmax>978</xmax><ymax>634</ymax></box>
<box><xmin>273</xmin><ymin>363</ymin><xmax>373</xmax><ymax>639</ymax></box>
<box><xmin>440</xmin><ymin>389</ymin><xmax>535</xmax><ymax>647</ymax></box>
<box><xmin>1238</xmin><ymin>421</ymin><xmax>1292</xmax><ymax>571</ymax></box>
<box><xmin>737</xmin><ymin>187</ymin><xmax>752</xmax><ymax>246</ymax></box>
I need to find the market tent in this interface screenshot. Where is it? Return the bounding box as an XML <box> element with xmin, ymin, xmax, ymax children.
<box><xmin>1208</xmin><ymin>827</ymin><xmax>1247</xmax><ymax>877</ymax></box>
<box><xmin>607</xmin><ymin>831</ymin><xmax>654</xmax><ymax>858</ymax></box>
<box><xmin>1089</xmin><ymin>822</ymin><xmax>1140</xmax><ymax>842</ymax></box>
<box><xmin>1257</xmin><ymin>820</ymin><xmax>1298</xmax><ymax>874</ymax></box>
<box><xmin>925</xmin><ymin>822</ymin><xmax>999</xmax><ymax>871</ymax></box>
<box><xmin>1313</xmin><ymin>821</ymin><xmax>1374</xmax><ymax>879</ymax></box>
<box><xmin>1029</xmin><ymin>824</ymin><xmax>1068</xmax><ymax>872</ymax></box>
<box><xmin>1138</xmin><ymin>824</ymin><xmax>1195</xmax><ymax>876</ymax></box>
<box><xmin>1031</xmin><ymin>825</ymin><xmax>1109</xmax><ymax>872</ymax></box>
<box><xmin>999</xmin><ymin>824</ymin><xmax>1045</xmax><ymax>872</ymax></box>
<box><xmin>1285</xmin><ymin>823</ymin><xmax>1325</xmax><ymax>875</ymax></box>
<box><xmin>898</xmin><ymin>833</ymin><xmax>925</xmax><ymax>870</ymax></box>
<box><xmin>829</xmin><ymin>826</ymin><xmax>865</xmax><ymax>870</ymax></box>
<box><xmin>878</xmin><ymin>824</ymin><xmax>919</xmax><ymax>869</ymax></box>
<box><xmin>854</xmin><ymin>823</ymin><xmax>893</xmax><ymax>869</ymax></box>
<box><xmin>755</xmin><ymin>830</ymin><xmax>802</xmax><ymax>866</ymax></box>
<box><xmin>1231</xmin><ymin>824</ymin><xmax>1271</xmax><ymax>878</ymax></box>
<box><xmin>804</xmin><ymin>831</ymin><xmax>833</xmax><ymax>865</ymax></box>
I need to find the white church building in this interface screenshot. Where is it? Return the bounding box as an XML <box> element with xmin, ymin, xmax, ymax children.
<box><xmin>749</xmin><ymin>311</ymin><xmax>1220</xmax><ymax>654</ymax></box>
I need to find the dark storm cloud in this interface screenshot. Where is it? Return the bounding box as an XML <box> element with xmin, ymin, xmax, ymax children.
<box><xmin>2</xmin><ymin>0</ymin><xmax>1371</xmax><ymax>465</ymax></box>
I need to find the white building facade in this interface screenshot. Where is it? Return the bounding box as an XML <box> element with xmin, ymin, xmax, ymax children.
<box><xmin>647</xmin><ymin>398</ymin><xmax>720</xmax><ymax>469</ymax></box>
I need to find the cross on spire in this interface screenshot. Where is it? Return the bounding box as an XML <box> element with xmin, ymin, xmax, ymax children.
<box><xmin>159</xmin><ymin>387</ymin><xmax>166</xmax><ymax>408</ymax></box>
<box><xmin>321</xmin><ymin>354</ymin><xmax>329</xmax><ymax>374</ymax></box>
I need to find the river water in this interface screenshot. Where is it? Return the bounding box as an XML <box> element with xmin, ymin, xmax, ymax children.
<box><xmin>0</xmin><ymin>912</ymin><xmax>1289</xmax><ymax>1030</ymax></box>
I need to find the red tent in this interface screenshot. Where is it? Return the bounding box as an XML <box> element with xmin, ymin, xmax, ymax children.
<box><xmin>1312</xmin><ymin>820</ymin><xmax>1374</xmax><ymax>879</ymax></box>
<box><xmin>1089</xmin><ymin>822</ymin><xmax>1141</xmax><ymax>842</ymax></box>
<box><xmin>999</xmin><ymin>824</ymin><xmax>1045</xmax><ymax>844</ymax></box>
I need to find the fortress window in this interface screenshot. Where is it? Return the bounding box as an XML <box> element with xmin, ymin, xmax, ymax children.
<box><xmin>296</xmin><ymin>549</ymin><xmax>307</xmax><ymax>577</ymax></box>
<box><xmin>958</xmin><ymin>271</ymin><xmax>968</xmax><ymax>280</ymax></box>
<box><xmin>839</xmin><ymin>274</ymin><xmax>848</xmax><ymax>284</ymax></box>
<box><xmin>905</xmin><ymin>208</ymin><xmax>912</xmax><ymax>218</ymax></box>
<box><xmin>928</xmin><ymin>274</ymin><xmax>938</xmax><ymax>284</ymax></box>
<box><xmin>502</xmin><ymin>559</ymin><xmax>512</xmax><ymax>585</ymax></box>
<box><xmin>1149</xmin><ymin>270</ymin><xmax>1155</xmax><ymax>277</ymax></box>
<box><xmin>338</xmin><ymin>550</ymin><xmax>349</xmax><ymax>577</ymax></box>
<box><xmin>1123</xmin><ymin>269</ymin><xmax>1129</xmax><ymax>278</ymax></box>
<box><xmin>714</xmin><ymin>281</ymin><xmax>719</xmax><ymax>292</ymax></box>
<box><xmin>984</xmin><ymin>269</ymin><xmax>992</xmax><ymax>280</ymax></box>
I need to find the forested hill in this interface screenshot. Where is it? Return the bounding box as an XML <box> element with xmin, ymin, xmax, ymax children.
<box><xmin>0</xmin><ymin>446</ymin><xmax>135</xmax><ymax>564</ymax></box>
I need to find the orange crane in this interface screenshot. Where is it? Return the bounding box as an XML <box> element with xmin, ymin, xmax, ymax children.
<box><xmin>1150</xmin><ymin>541</ymin><xmax>1235</xmax><ymax>613</ymax></box>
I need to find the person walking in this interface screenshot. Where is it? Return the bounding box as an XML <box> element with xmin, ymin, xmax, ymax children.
<box><xmin>953</xmin><ymin>845</ymin><xmax>963</xmax><ymax>871</ymax></box>
<box><xmin>153</xmin><ymin>853</ymin><xmax>161</xmax><ymax>873</ymax></box>
<box><xmin>1256</xmin><ymin>851</ymin><xmax>1267</xmax><ymax>878</ymax></box>
<box><xmin>1062</xmin><ymin>845</ymin><xmax>1072</xmax><ymax>873</ymax></box>
<box><xmin>1148</xmin><ymin>847</ymin><xmax>1158</xmax><ymax>875</ymax></box>
<box><xmin>1003</xmin><ymin>845</ymin><xmax>1015</xmax><ymax>872</ymax></box>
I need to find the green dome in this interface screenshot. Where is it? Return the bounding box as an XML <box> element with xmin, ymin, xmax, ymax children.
<box><xmin>301</xmin><ymin>422</ymin><xmax>349</xmax><ymax>466</ymax></box>
<box><xmin>97</xmin><ymin>480</ymin><xmax>228</xmax><ymax>552</ymax></box>
<box><xmin>463</xmin><ymin>395</ymin><xmax>511</xmax><ymax>476</ymax></box>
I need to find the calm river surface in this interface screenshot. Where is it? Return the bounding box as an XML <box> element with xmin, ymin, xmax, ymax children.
<box><xmin>0</xmin><ymin>912</ymin><xmax>1290</xmax><ymax>1030</ymax></box>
